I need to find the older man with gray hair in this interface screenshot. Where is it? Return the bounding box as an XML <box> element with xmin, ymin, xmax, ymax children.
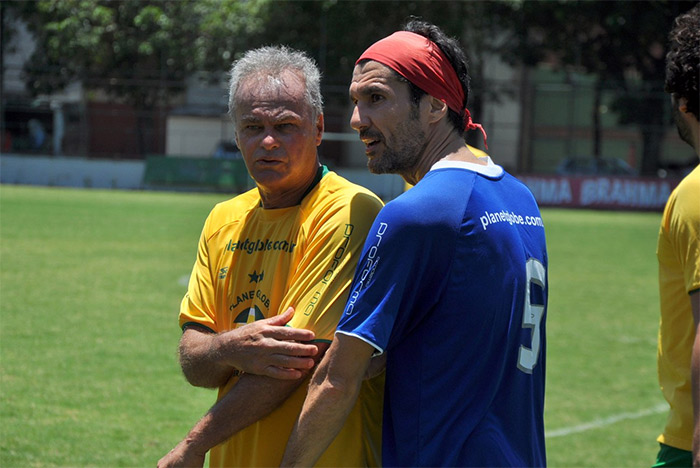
<box><xmin>158</xmin><ymin>45</ymin><xmax>383</xmax><ymax>468</ymax></box>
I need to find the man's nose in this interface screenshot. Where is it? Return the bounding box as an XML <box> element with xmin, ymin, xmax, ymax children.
<box><xmin>260</xmin><ymin>131</ymin><xmax>280</xmax><ymax>150</ymax></box>
<box><xmin>350</xmin><ymin>105</ymin><xmax>368</xmax><ymax>133</ymax></box>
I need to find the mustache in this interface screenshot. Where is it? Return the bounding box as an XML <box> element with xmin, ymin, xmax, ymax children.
<box><xmin>359</xmin><ymin>130</ymin><xmax>383</xmax><ymax>142</ymax></box>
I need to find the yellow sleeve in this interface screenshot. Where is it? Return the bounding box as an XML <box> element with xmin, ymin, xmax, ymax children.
<box><xmin>179</xmin><ymin>212</ymin><xmax>218</xmax><ymax>332</ymax></box>
<box><xmin>669</xmin><ymin>171</ymin><xmax>700</xmax><ymax>294</ymax></box>
<box><xmin>284</xmin><ymin>191</ymin><xmax>383</xmax><ymax>341</ymax></box>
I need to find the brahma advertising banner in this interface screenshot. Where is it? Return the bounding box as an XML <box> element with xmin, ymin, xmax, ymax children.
<box><xmin>518</xmin><ymin>175</ymin><xmax>682</xmax><ymax>211</ymax></box>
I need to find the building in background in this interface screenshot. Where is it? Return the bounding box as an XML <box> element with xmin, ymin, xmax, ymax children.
<box><xmin>2</xmin><ymin>9</ymin><xmax>694</xmax><ymax>183</ymax></box>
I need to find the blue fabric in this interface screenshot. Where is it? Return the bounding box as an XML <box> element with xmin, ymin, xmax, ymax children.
<box><xmin>338</xmin><ymin>164</ymin><xmax>548</xmax><ymax>467</ymax></box>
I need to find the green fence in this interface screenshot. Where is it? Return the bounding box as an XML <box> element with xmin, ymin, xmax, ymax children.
<box><xmin>144</xmin><ymin>156</ymin><xmax>252</xmax><ymax>193</ymax></box>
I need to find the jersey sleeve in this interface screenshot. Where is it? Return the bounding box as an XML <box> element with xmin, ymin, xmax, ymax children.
<box><xmin>179</xmin><ymin>212</ymin><xmax>218</xmax><ymax>333</ymax></box>
<box><xmin>669</xmin><ymin>175</ymin><xmax>700</xmax><ymax>294</ymax></box>
<box><xmin>337</xmin><ymin>197</ymin><xmax>455</xmax><ymax>354</ymax></box>
<box><xmin>284</xmin><ymin>191</ymin><xmax>383</xmax><ymax>342</ymax></box>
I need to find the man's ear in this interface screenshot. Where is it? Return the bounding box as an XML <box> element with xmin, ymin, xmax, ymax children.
<box><xmin>427</xmin><ymin>96</ymin><xmax>448</xmax><ymax>124</ymax></box>
<box><xmin>315</xmin><ymin>113</ymin><xmax>324</xmax><ymax>146</ymax></box>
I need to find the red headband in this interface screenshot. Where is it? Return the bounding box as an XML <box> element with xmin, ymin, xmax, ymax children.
<box><xmin>357</xmin><ymin>31</ymin><xmax>487</xmax><ymax>148</ymax></box>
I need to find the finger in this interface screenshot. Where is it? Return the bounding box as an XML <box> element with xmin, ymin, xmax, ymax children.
<box><xmin>271</xmin><ymin>340</ymin><xmax>318</xmax><ymax>357</ymax></box>
<box><xmin>267</xmin><ymin>326</ymin><xmax>316</xmax><ymax>343</ymax></box>
<box><xmin>264</xmin><ymin>365</ymin><xmax>306</xmax><ymax>380</ymax></box>
<box><xmin>271</xmin><ymin>355</ymin><xmax>316</xmax><ymax>371</ymax></box>
<box><xmin>263</xmin><ymin>307</ymin><xmax>295</xmax><ymax>326</ymax></box>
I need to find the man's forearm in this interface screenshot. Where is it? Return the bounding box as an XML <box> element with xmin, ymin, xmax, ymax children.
<box><xmin>281</xmin><ymin>364</ymin><xmax>362</xmax><ymax>466</ymax></box>
<box><xmin>282</xmin><ymin>335</ymin><xmax>374</xmax><ymax>467</ymax></box>
<box><xmin>184</xmin><ymin>373</ymin><xmax>305</xmax><ymax>455</ymax></box>
<box><xmin>179</xmin><ymin>329</ymin><xmax>235</xmax><ymax>388</ymax></box>
<box><xmin>178</xmin><ymin>309</ymin><xmax>318</xmax><ymax>389</ymax></box>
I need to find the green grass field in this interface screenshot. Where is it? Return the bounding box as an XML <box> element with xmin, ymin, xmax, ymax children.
<box><xmin>0</xmin><ymin>184</ymin><xmax>666</xmax><ymax>467</ymax></box>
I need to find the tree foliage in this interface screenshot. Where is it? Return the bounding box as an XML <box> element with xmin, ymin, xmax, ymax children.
<box><xmin>503</xmin><ymin>0</ymin><xmax>697</xmax><ymax>174</ymax></box>
<box><xmin>7</xmin><ymin>0</ymin><xmax>694</xmax><ymax>168</ymax></box>
<box><xmin>252</xmin><ymin>0</ymin><xmax>516</xmax><ymax>145</ymax></box>
<box><xmin>14</xmin><ymin>0</ymin><xmax>267</xmax><ymax>107</ymax></box>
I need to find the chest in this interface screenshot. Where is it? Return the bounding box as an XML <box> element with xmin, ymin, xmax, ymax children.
<box><xmin>213</xmin><ymin>211</ymin><xmax>306</xmax><ymax>329</ymax></box>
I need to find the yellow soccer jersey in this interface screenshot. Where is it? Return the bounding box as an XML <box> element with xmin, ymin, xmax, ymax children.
<box><xmin>179</xmin><ymin>169</ymin><xmax>384</xmax><ymax>467</ymax></box>
<box><xmin>657</xmin><ymin>164</ymin><xmax>700</xmax><ymax>451</ymax></box>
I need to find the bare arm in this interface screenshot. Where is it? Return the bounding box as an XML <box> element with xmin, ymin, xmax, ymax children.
<box><xmin>179</xmin><ymin>308</ymin><xmax>319</xmax><ymax>388</ymax></box>
<box><xmin>365</xmin><ymin>353</ymin><xmax>387</xmax><ymax>380</ymax></box>
<box><xmin>159</xmin><ymin>339</ymin><xmax>332</xmax><ymax>468</ymax></box>
<box><xmin>281</xmin><ymin>334</ymin><xmax>375</xmax><ymax>467</ymax></box>
<box><xmin>689</xmin><ymin>291</ymin><xmax>700</xmax><ymax>467</ymax></box>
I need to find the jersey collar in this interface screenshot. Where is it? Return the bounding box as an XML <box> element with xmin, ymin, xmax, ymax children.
<box><xmin>430</xmin><ymin>157</ymin><xmax>504</xmax><ymax>178</ymax></box>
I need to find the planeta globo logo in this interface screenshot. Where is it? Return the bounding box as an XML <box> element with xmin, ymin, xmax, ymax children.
<box><xmin>233</xmin><ymin>305</ymin><xmax>265</xmax><ymax>328</ymax></box>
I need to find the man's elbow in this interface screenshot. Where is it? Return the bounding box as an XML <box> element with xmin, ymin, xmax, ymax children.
<box><xmin>178</xmin><ymin>353</ymin><xmax>230</xmax><ymax>389</ymax></box>
<box><xmin>180</xmin><ymin>367</ymin><xmax>225</xmax><ymax>389</ymax></box>
<box><xmin>314</xmin><ymin>372</ymin><xmax>362</xmax><ymax>404</ymax></box>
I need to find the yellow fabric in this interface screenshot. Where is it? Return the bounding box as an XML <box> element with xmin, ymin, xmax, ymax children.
<box><xmin>657</xmin><ymin>164</ymin><xmax>700</xmax><ymax>451</ymax></box>
<box><xmin>180</xmin><ymin>171</ymin><xmax>384</xmax><ymax>467</ymax></box>
<box><xmin>466</xmin><ymin>144</ymin><xmax>489</xmax><ymax>159</ymax></box>
<box><xmin>404</xmin><ymin>145</ymin><xmax>489</xmax><ymax>191</ymax></box>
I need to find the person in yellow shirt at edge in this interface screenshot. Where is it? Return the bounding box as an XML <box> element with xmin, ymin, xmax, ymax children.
<box><xmin>654</xmin><ymin>4</ymin><xmax>700</xmax><ymax>468</ymax></box>
<box><xmin>158</xmin><ymin>45</ymin><xmax>384</xmax><ymax>468</ymax></box>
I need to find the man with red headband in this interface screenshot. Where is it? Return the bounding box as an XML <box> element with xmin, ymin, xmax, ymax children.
<box><xmin>282</xmin><ymin>20</ymin><xmax>548</xmax><ymax>467</ymax></box>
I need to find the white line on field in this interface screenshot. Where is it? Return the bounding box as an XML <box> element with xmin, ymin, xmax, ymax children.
<box><xmin>546</xmin><ymin>403</ymin><xmax>667</xmax><ymax>438</ymax></box>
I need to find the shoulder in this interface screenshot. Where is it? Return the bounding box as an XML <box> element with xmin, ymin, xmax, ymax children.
<box><xmin>302</xmin><ymin>171</ymin><xmax>384</xmax><ymax>219</ymax></box>
<box><xmin>374</xmin><ymin>184</ymin><xmax>458</xmax><ymax>239</ymax></box>
<box><xmin>502</xmin><ymin>171</ymin><xmax>541</xmax><ymax>204</ymax></box>
<box><xmin>388</xmin><ymin>169</ymin><xmax>475</xmax><ymax>219</ymax></box>
<box><xmin>674</xmin><ymin>165</ymin><xmax>700</xmax><ymax>199</ymax></box>
<box><xmin>666</xmin><ymin>165</ymin><xmax>700</xmax><ymax>221</ymax></box>
<box><xmin>203</xmin><ymin>188</ymin><xmax>259</xmax><ymax>235</ymax></box>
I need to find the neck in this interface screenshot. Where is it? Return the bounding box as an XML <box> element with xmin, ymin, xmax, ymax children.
<box><xmin>401</xmin><ymin>125</ymin><xmax>485</xmax><ymax>185</ymax></box>
<box><xmin>258</xmin><ymin>165</ymin><xmax>321</xmax><ymax>209</ymax></box>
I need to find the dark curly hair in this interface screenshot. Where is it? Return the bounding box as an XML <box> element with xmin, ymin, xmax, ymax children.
<box><xmin>665</xmin><ymin>4</ymin><xmax>699</xmax><ymax>119</ymax></box>
<box><xmin>399</xmin><ymin>19</ymin><xmax>472</xmax><ymax>138</ymax></box>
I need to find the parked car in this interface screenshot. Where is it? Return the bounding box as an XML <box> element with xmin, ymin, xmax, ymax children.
<box><xmin>556</xmin><ymin>156</ymin><xmax>636</xmax><ymax>176</ymax></box>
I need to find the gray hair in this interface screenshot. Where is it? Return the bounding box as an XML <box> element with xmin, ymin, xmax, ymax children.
<box><xmin>228</xmin><ymin>45</ymin><xmax>323</xmax><ymax>122</ymax></box>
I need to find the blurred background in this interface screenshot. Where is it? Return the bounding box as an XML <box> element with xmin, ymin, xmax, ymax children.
<box><xmin>1</xmin><ymin>0</ymin><xmax>697</xmax><ymax>203</ymax></box>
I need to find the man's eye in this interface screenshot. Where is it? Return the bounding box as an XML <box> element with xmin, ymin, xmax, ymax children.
<box><xmin>370</xmin><ymin>94</ymin><xmax>383</xmax><ymax>103</ymax></box>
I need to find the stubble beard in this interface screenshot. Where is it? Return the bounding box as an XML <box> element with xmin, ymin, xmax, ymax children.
<box><xmin>673</xmin><ymin>104</ymin><xmax>695</xmax><ymax>149</ymax></box>
<box><xmin>368</xmin><ymin>115</ymin><xmax>426</xmax><ymax>175</ymax></box>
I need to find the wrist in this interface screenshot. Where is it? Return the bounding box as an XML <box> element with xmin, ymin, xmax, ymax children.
<box><xmin>215</xmin><ymin>329</ymin><xmax>245</xmax><ymax>372</ymax></box>
<box><xmin>210</xmin><ymin>332</ymin><xmax>237</xmax><ymax>371</ymax></box>
<box><xmin>183</xmin><ymin>429</ymin><xmax>210</xmax><ymax>458</ymax></box>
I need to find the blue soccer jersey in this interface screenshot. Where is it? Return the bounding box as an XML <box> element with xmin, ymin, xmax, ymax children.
<box><xmin>337</xmin><ymin>159</ymin><xmax>548</xmax><ymax>467</ymax></box>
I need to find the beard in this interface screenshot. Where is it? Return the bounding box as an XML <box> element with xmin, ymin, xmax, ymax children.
<box><xmin>366</xmin><ymin>115</ymin><xmax>426</xmax><ymax>175</ymax></box>
<box><xmin>672</xmin><ymin>104</ymin><xmax>694</xmax><ymax>148</ymax></box>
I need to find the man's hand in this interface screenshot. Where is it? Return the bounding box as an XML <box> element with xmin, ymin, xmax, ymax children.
<box><xmin>157</xmin><ymin>439</ymin><xmax>206</xmax><ymax>468</ymax></box>
<box><xmin>219</xmin><ymin>307</ymin><xmax>318</xmax><ymax>379</ymax></box>
<box><xmin>179</xmin><ymin>307</ymin><xmax>319</xmax><ymax>388</ymax></box>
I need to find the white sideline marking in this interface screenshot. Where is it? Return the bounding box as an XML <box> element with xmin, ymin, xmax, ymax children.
<box><xmin>546</xmin><ymin>403</ymin><xmax>667</xmax><ymax>438</ymax></box>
